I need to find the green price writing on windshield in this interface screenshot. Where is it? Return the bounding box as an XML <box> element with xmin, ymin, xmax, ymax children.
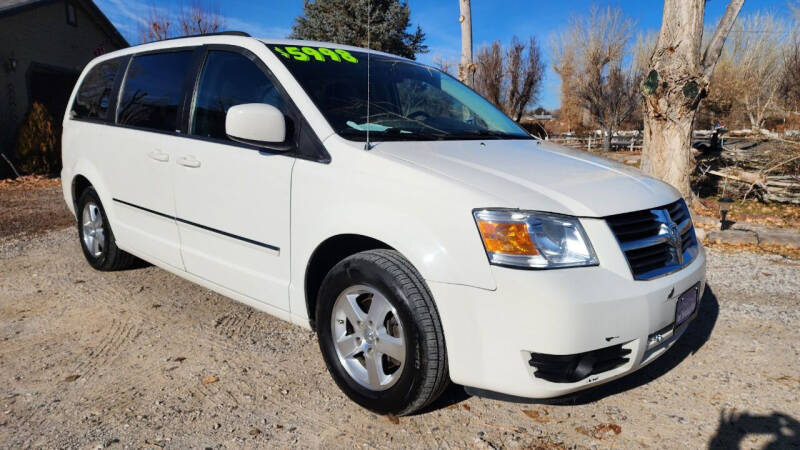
<box><xmin>273</xmin><ymin>46</ymin><xmax>359</xmax><ymax>63</ymax></box>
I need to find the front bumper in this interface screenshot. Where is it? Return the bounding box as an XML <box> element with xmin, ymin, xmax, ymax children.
<box><xmin>429</xmin><ymin>217</ymin><xmax>707</xmax><ymax>399</ymax></box>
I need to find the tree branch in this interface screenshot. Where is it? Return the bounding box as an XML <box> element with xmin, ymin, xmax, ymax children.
<box><xmin>701</xmin><ymin>0</ymin><xmax>745</xmax><ymax>81</ymax></box>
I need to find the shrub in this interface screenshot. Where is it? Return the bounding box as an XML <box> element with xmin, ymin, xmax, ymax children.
<box><xmin>15</xmin><ymin>102</ymin><xmax>59</xmax><ymax>175</ymax></box>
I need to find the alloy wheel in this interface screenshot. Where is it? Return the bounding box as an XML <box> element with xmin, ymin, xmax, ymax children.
<box><xmin>81</xmin><ymin>202</ymin><xmax>105</xmax><ymax>258</ymax></box>
<box><xmin>330</xmin><ymin>285</ymin><xmax>406</xmax><ymax>391</ymax></box>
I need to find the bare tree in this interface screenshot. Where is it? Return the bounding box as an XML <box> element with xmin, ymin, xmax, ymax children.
<box><xmin>139</xmin><ymin>1</ymin><xmax>225</xmax><ymax>43</ymax></box>
<box><xmin>780</xmin><ymin>35</ymin><xmax>800</xmax><ymax>115</ymax></box>
<box><xmin>432</xmin><ymin>54</ymin><xmax>455</xmax><ymax>75</ymax></box>
<box><xmin>473</xmin><ymin>37</ymin><xmax>544</xmax><ymax>122</ymax></box>
<box><xmin>722</xmin><ymin>13</ymin><xmax>787</xmax><ymax>130</ymax></box>
<box><xmin>700</xmin><ymin>40</ymin><xmax>737</xmax><ymax>128</ymax></box>
<box><xmin>551</xmin><ymin>7</ymin><xmax>635</xmax><ymax>136</ymax></box>
<box><xmin>640</xmin><ymin>0</ymin><xmax>744</xmax><ymax>199</ymax></box>
<box><xmin>474</xmin><ymin>42</ymin><xmax>503</xmax><ymax>107</ymax></box>
<box><xmin>579</xmin><ymin>62</ymin><xmax>640</xmax><ymax>151</ymax></box>
<box><xmin>550</xmin><ymin>34</ymin><xmax>581</xmax><ymax>132</ymax></box>
<box><xmin>139</xmin><ymin>6</ymin><xmax>171</xmax><ymax>43</ymax></box>
<box><xmin>503</xmin><ymin>37</ymin><xmax>544</xmax><ymax>122</ymax></box>
<box><xmin>779</xmin><ymin>7</ymin><xmax>800</xmax><ymax>116</ymax></box>
<box><xmin>457</xmin><ymin>0</ymin><xmax>475</xmax><ymax>86</ymax></box>
<box><xmin>179</xmin><ymin>1</ymin><xmax>225</xmax><ymax>36</ymax></box>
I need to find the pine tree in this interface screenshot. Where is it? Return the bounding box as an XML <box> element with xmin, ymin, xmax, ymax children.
<box><xmin>290</xmin><ymin>0</ymin><xmax>427</xmax><ymax>60</ymax></box>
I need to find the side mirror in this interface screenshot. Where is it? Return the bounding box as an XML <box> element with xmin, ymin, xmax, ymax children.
<box><xmin>225</xmin><ymin>103</ymin><xmax>287</xmax><ymax>149</ymax></box>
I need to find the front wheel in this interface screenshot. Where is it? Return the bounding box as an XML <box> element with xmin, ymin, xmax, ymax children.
<box><xmin>316</xmin><ymin>250</ymin><xmax>449</xmax><ymax>416</ymax></box>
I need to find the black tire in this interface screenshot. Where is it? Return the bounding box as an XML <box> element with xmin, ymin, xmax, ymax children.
<box><xmin>316</xmin><ymin>249</ymin><xmax>449</xmax><ymax>416</ymax></box>
<box><xmin>76</xmin><ymin>186</ymin><xmax>136</xmax><ymax>271</ymax></box>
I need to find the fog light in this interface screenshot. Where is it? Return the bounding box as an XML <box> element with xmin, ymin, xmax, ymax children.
<box><xmin>648</xmin><ymin>333</ymin><xmax>664</xmax><ymax>346</ymax></box>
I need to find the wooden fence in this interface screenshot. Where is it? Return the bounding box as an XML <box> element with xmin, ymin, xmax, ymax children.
<box><xmin>547</xmin><ymin>135</ymin><xmax>643</xmax><ymax>152</ymax></box>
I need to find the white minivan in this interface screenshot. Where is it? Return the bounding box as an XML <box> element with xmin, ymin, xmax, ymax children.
<box><xmin>62</xmin><ymin>32</ymin><xmax>706</xmax><ymax>415</ymax></box>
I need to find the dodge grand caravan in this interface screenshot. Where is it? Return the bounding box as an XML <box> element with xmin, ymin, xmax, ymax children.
<box><xmin>61</xmin><ymin>33</ymin><xmax>706</xmax><ymax>415</ymax></box>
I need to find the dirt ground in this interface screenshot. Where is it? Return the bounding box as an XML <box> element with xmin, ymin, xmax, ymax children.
<box><xmin>1</xmin><ymin>182</ymin><xmax>799</xmax><ymax>449</ymax></box>
<box><xmin>0</xmin><ymin>176</ymin><xmax>73</xmax><ymax>237</ymax></box>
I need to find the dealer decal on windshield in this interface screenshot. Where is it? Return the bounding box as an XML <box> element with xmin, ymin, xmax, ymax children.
<box><xmin>272</xmin><ymin>46</ymin><xmax>359</xmax><ymax>63</ymax></box>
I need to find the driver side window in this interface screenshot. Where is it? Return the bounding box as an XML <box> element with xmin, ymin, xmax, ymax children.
<box><xmin>191</xmin><ymin>50</ymin><xmax>285</xmax><ymax>141</ymax></box>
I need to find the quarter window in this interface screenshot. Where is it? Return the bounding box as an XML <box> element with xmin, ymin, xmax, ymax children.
<box><xmin>72</xmin><ymin>59</ymin><xmax>122</xmax><ymax>121</ymax></box>
<box><xmin>118</xmin><ymin>51</ymin><xmax>193</xmax><ymax>132</ymax></box>
<box><xmin>191</xmin><ymin>50</ymin><xmax>285</xmax><ymax>141</ymax></box>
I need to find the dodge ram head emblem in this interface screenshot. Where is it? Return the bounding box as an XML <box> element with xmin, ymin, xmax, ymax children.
<box><xmin>655</xmin><ymin>208</ymin><xmax>684</xmax><ymax>266</ymax></box>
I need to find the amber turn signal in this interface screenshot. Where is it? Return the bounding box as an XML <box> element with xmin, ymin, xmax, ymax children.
<box><xmin>476</xmin><ymin>220</ymin><xmax>538</xmax><ymax>255</ymax></box>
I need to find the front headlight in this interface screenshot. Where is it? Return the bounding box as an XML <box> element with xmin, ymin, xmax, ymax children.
<box><xmin>473</xmin><ymin>209</ymin><xmax>598</xmax><ymax>269</ymax></box>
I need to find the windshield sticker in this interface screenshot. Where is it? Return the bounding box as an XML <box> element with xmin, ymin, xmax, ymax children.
<box><xmin>345</xmin><ymin>121</ymin><xmax>412</xmax><ymax>133</ymax></box>
<box><xmin>273</xmin><ymin>46</ymin><xmax>359</xmax><ymax>63</ymax></box>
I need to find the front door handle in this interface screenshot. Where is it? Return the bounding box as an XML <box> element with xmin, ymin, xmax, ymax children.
<box><xmin>148</xmin><ymin>150</ymin><xmax>169</xmax><ymax>162</ymax></box>
<box><xmin>177</xmin><ymin>155</ymin><xmax>201</xmax><ymax>168</ymax></box>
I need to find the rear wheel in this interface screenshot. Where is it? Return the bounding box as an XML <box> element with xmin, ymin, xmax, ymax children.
<box><xmin>77</xmin><ymin>187</ymin><xmax>135</xmax><ymax>271</ymax></box>
<box><xmin>316</xmin><ymin>249</ymin><xmax>449</xmax><ymax>415</ymax></box>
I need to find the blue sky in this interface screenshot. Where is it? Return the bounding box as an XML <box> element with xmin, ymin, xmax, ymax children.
<box><xmin>95</xmin><ymin>0</ymin><xmax>796</xmax><ymax>110</ymax></box>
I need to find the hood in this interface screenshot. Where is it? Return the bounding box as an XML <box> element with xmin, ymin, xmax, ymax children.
<box><xmin>372</xmin><ymin>139</ymin><xmax>680</xmax><ymax>217</ymax></box>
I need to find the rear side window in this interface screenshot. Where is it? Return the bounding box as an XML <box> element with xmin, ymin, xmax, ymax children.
<box><xmin>118</xmin><ymin>51</ymin><xmax>193</xmax><ymax>132</ymax></box>
<box><xmin>72</xmin><ymin>59</ymin><xmax>122</xmax><ymax>121</ymax></box>
<box><xmin>191</xmin><ymin>50</ymin><xmax>285</xmax><ymax>141</ymax></box>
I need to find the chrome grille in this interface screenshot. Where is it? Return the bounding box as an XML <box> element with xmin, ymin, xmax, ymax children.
<box><xmin>606</xmin><ymin>199</ymin><xmax>699</xmax><ymax>280</ymax></box>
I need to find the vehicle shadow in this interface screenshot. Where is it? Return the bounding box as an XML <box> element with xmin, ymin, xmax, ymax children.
<box><xmin>425</xmin><ymin>285</ymin><xmax>721</xmax><ymax>412</ymax></box>
<box><xmin>708</xmin><ymin>410</ymin><xmax>800</xmax><ymax>448</ymax></box>
<box><xmin>420</xmin><ymin>381</ymin><xmax>472</xmax><ymax>414</ymax></box>
<box><xmin>120</xmin><ymin>256</ymin><xmax>152</xmax><ymax>271</ymax></box>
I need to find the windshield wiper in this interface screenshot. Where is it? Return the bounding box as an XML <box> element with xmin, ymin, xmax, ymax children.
<box><xmin>461</xmin><ymin>129</ymin><xmax>528</xmax><ymax>139</ymax></box>
<box><xmin>340</xmin><ymin>128</ymin><xmax>450</xmax><ymax>141</ymax></box>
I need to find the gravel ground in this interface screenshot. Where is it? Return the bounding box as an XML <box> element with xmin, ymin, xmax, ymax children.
<box><xmin>0</xmin><ymin>201</ymin><xmax>799</xmax><ymax>448</ymax></box>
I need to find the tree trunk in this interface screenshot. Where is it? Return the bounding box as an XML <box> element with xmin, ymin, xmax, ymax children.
<box><xmin>640</xmin><ymin>0</ymin><xmax>744</xmax><ymax>199</ymax></box>
<box><xmin>642</xmin><ymin>115</ymin><xmax>695</xmax><ymax>198</ymax></box>
<box><xmin>457</xmin><ymin>0</ymin><xmax>473</xmax><ymax>86</ymax></box>
<box><xmin>603</xmin><ymin>130</ymin><xmax>612</xmax><ymax>152</ymax></box>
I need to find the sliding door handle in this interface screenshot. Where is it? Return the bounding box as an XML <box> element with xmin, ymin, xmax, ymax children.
<box><xmin>177</xmin><ymin>155</ymin><xmax>201</xmax><ymax>168</ymax></box>
<box><xmin>148</xmin><ymin>150</ymin><xmax>169</xmax><ymax>162</ymax></box>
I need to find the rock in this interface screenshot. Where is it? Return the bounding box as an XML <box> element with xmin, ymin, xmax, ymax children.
<box><xmin>706</xmin><ymin>229</ymin><xmax>759</xmax><ymax>245</ymax></box>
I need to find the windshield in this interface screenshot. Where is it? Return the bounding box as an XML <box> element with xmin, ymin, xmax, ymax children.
<box><xmin>267</xmin><ymin>44</ymin><xmax>532</xmax><ymax>142</ymax></box>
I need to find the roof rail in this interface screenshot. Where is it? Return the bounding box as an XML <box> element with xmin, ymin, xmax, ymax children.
<box><xmin>200</xmin><ymin>31</ymin><xmax>251</xmax><ymax>37</ymax></box>
<box><xmin>155</xmin><ymin>31</ymin><xmax>252</xmax><ymax>43</ymax></box>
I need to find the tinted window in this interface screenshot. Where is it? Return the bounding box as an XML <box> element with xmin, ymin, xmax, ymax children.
<box><xmin>72</xmin><ymin>59</ymin><xmax>122</xmax><ymax>121</ymax></box>
<box><xmin>191</xmin><ymin>51</ymin><xmax>285</xmax><ymax>141</ymax></box>
<box><xmin>118</xmin><ymin>51</ymin><xmax>193</xmax><ymax>132</ymax></box>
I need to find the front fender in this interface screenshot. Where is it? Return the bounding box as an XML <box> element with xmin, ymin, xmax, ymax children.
<box><xmin>307</xmin><ymin>202</ymin><xmax>496</xmax><ymax>289</ymax></box>
<box><xmin>288</xmin><ymin>152</ymin><xmax>499</xmax><ymax>323</ymax></box>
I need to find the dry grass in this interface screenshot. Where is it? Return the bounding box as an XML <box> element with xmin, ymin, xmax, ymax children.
<box><xmin>694</xmin><ymin>196</ymin><xmax>800</xmax><ymax>230</ymax></box>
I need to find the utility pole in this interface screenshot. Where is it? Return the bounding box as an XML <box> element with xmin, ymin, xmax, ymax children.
<box><xmin>457</xmin><ymin>0</ymin><xmax>474</xmax><ymax>87</ymax></box>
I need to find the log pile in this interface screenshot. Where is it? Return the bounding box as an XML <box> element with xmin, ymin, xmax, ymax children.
<box><xmin>694</xmin><ymin>137</ymin><xmax>800</xmax><ymax>204</ymax></box>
